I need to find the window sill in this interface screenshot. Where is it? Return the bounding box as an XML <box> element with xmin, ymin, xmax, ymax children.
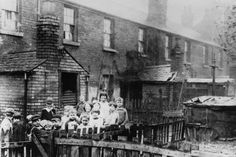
<box><xmin>139</xmin><ymin>53</ymin><xmax>148</xmax><ymax>58</ymax></box>
<box><xmin>63</xmin><ymin>39</ymin><xmax>80</xmax><ymax>47</ymax></box>
<box><xmin>165</xmin><ymin>58</ymin><xmax>172</xmax><ymax>61</ymax></box>
<box><xmin>0</xmin><ymin>29</ymin><xmax>23</xmax><ymax>37</ymax></box>
<box><xmin>103</xmin><ymin>47</ymin><xmax>119</xmax><ymax>54</ymax></box>
<box><xmin>183</xmin><ymin>62</ymin><xmax>191</xmax><ymax>65</ymax></box>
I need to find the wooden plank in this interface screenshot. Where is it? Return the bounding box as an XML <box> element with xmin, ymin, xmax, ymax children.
<box><xmin>103</xmin><ymin>148</ymin><xmax>113</xmax><ymax>157</ymax></box>
<box><xmin>143</xmin><ymin>152</ymin><xmax>151</xmax><ymax>157</ymax></box>
<box><xmin>55</xmin><ymin>138</ymin><xmax>192</xmax><ymax>157</ymax></box>
<box><xmin>131</xmin><ymin>151</ymin><xmax>139</xmax><ymax>157</ymax></box>
<box><xmin>117</xmin><ymin>149</ymin><xmax>126</xmax><ymax>157</ymax></box>
<box><xmin>66</xmin><ymin>145</ymin><xmax>71</xmax><ymax>157</ymax></box>
<box><xmin>32</xmin><ymin>134</ymin><xmax>49</xmax><ymax>157</ymax></box>
<box><xmin>91</xmin><ymin>147</ymin><xmax>100</xmax><ymax>157</ymax></box>
<box><xmin>79</xmin><ymin>147</ymin><xmax>90</xmax><ymax>157</ymax></box>
<box><xmin>70</xmin><ymin>146</ymin><xmax>79</xmax><ymax>157</ymax></box>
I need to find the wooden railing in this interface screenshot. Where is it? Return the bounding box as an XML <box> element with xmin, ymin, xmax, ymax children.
<box><xmin>0</xmin><ymin>120</ymin><xmax>185</xmax><ymax>157</ymax></box>
<box><xmin>0</xmin><ymin>141</ymin><xmax>32</xmax><ymax>157</ymax></box>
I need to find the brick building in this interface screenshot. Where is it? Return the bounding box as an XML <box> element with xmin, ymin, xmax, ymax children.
<box><xmin>0</xmin><ymin>0</ymin><xmax>233</xmax><ymax>118</ymax></box>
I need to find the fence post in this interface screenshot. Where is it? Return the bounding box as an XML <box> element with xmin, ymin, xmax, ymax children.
<box><xmin>49</xmin><ymin>131</ymin><xmax>55</xmax><ymax>157</ymax></box>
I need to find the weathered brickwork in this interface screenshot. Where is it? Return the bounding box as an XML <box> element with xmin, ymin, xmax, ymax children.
<box><xmin>0</xmin><ymin>0</ymin><xmax>232</xmax><ymax>117</ymax></box>
<box><xmin>0</xmin><ymin>0</ymin><xmax>38</xmax><ymax>54</ymax></box>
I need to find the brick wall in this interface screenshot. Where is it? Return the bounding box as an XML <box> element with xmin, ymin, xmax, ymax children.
<box><xmin>0</xmin><ymin>74</ymin><xmax>25</xmax><ymax>116</ymax></box>
<box><xmin>0</xmin><ymin>0</ymin><xmax>38</xmax><ymax>54</ymax></box>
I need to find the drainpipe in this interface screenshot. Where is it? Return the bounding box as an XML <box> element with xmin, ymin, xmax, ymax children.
<box><xmin>23</xmin><ymin>72</ymin><xmax>29</xmax><ymax>126</ymax></box>
<box><xmin>85</xmin><ymin>75</ymin><xmax>89</xmax><ymax>101</ymax></box>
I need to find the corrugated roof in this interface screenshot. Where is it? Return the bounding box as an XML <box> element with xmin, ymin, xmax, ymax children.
<box><xmin>0</xmin><ymin>51</ymin><xmax>46</xmax><ymax>72</ymax></box>
<box><xmin>183</xmin><ymin>96</ymin><xmax>236</xmax><ymax>107</ymax></box>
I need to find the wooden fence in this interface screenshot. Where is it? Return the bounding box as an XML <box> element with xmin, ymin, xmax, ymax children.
<box><xmin>0</xmin><ymin>120</ymin><xmax>185</xmax><ymax>157</ymax></box>
<box><xmin>0</xmin><ymin>141</ymin><xmax>32</xmax><ymax>157</ymax></box>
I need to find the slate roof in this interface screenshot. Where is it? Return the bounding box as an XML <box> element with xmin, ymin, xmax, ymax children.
<box><xmin>0</xmin><ymin>51</ymin><xmax>46</xmax><ymax>73</ymax></box>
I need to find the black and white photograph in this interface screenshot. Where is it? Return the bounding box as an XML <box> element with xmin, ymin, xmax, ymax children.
<box><xmin>0</xmin><ymin>0</ymin><xmax>235</xmax><ymax>156</ymax></box>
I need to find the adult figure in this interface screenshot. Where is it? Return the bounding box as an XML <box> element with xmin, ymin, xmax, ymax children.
<box><xmin>40</xmin><ymin>97</ymin><xmax>56</xmax><ymax>121</ymax></box>
<box><xmin>0</xmin><ymin>108</ymin><xmax>14</xmax><ymax>143</ymax></box>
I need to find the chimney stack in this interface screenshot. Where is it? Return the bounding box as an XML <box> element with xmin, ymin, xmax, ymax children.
<box><xmin>146</xmin><ymin>0</ymin><xmax>167</xmax><ymax>27</ymax></box>
<box><xmin>36</xmin><ymin>1</ymin><xmax>59</xmax><ymax>61</ymax></box>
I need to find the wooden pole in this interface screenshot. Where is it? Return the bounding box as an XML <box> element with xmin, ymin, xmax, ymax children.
<box><xmin>23</xmin><ymin>72</ymin><xmax>28</xmax><ymax>127</ymax></box>
<box><xmin>211</xmin><ymin>52</ymin><xmax>216</xmax><ymax>96</ymax></box>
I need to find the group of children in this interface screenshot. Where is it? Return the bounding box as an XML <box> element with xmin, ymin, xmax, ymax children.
<box><xmin>0</xmin><ymin>94</ymin><xmax>129</xmax><ymax>143</ymax></box>
<box><xmin>60</xmin><ymin>93</ymin><xmax>129</xmax><ymax>131</ymax></box>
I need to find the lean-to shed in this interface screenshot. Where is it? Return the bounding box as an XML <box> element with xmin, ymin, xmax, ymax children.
<box><xmin>183</xmin><ymin>96</ymin><xmax>236</xmax><ymax>141</ymax></box>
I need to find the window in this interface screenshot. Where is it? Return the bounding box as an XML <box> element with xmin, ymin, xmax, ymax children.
<box><xmin>1</xmin><ymin>0</ymin><xmax>20</xmax><ymax>31</ymax></box>
<box><xmin>201</xmin><ymin>46</ymin><xmax>208</xmax><ymax>65</ymax></box>
<box><xmin>216</xmin><ymin>51</ymin><xmax>223</xmax><ymax>68</ymax></box>
<box><xmin>165</xmin><ymin>35</ymin><xmax>171</xmax><ymax>60</ymax></box>
<box><xmin>100</xmin><ymin>75</ymin><xmax>114</xmax><ymax>100</ymax></box>
<box><xmin>138</xmin><ymin>28</ymin><xmax>145</xmax><ymax>53</ymax></box>
<box><xmin>220</xmin><ymin>52</ymin><xmax>223</xmax><ymax>68</ymax></box>
<box><xmin>184</xmin><ymin>41</ymin><xmax>191</xmax><ymax>63</ymax></box>
<box><xmin>64</xmin><ymin>7</ymin><xmax>75</xmax><ymax>41</ymax></box>
<box><xmin>103</xmin><ymin>18</ymin><xmax>114</xmax><ymax>48</ymax></box>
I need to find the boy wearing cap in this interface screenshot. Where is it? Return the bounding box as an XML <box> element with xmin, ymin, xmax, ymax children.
<box><xmin>40</xmin><ymin>97</ymin><xmax>56</xmax><ymax>121</ymax></box>
<box><xmin>115</xmin><ymin>97</ymin><xmax>129</xmax><ymax>126</ymax></box>
<box><xmin>0</xmin><ymin>108</ymin><xmax>14</xmax><ymax>143</ymax></box>
<box><xmin>12</xmin><ymin>112</ymin><xmax>25</xmax><ymax>141</ymax></box>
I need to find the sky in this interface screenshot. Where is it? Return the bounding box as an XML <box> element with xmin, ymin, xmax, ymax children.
<box><xmin>69</xmin><ymin>0</ymin><xmax>234</xmax><ymax>26</ymax></box>
<box><xmin>167</xmin><ymin>0</ymin><xmax>233</xmax><ymax>25</ymax></box>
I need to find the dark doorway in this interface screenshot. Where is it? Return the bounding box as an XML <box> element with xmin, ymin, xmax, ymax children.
<box><xmin>61</xmin><ymin>72</ymin><xmax>78</xmax><ymax>106</ymax></box>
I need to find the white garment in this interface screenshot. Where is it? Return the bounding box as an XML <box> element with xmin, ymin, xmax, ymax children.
<box><xmin>99</xmin><ymin>101</ymin><xmax>110</xmax><ymax>120</ymax></box>
<box><xmin>0</xmin><ymin>117</ymin><xmax>13</xmax><ymax>142</ymax></box>
<box><xmin>104</xmin><ymin>111</ymin><xmax>119</xmax><ymax>126</ymax></box>
<box><xmin>89</xmin><ymin>117</ymin><xmax>104</xmax><ymax>128</ymax></box>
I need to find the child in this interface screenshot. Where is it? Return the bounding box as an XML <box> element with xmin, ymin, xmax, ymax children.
<box><xmin>99</xmin><ymin>92</ymin><xmax>110</xmax><ymax>120</ymax></box>
<box><xmin>12</xmin><ymin>112</ymin><xmax>25</xmax><ymax>141</ymax></box>
<box><xmin>0</xmin><ymin>108</ymin><xmax>14</xmax><ymax>143</ymax></box>
<box><xmin>115</xmin><ymin>97</ymin><xmax>129</xmax><ymax>126</ymax></box>
<box><xmin>104</xmin><ymin>101</ymin><xmax>119</xmax><ymax>127</ymax></box>
<box><xmin>79</xmin><ymin>102</ymin><xmax>92</xmax><ymax>123</ymax></box>
<box><xmin>66</xmin><ymin>108</ymin><xmax>80</xmax><ymax>131</ymax></box>
<box><xmin>40</xmin><ymin>97</ymin><xmax>56</xmax><ymax>121</ymax></box>
<box><xmin>89</xmin><ymin>102</ymin><xmax>104</xmax><ymax>127</ymax></box>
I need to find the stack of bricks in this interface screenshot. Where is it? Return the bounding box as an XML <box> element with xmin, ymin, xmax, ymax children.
<box><xmin>36</xmin><ymin>15</ymin><xmax>60</xmax><ymax>65</ymax></box>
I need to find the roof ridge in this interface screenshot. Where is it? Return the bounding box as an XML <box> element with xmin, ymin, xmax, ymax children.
<box><xmin>8</xmin><ymin>50</ymin><xmax>36</xmax><ymax>54</ymax></box>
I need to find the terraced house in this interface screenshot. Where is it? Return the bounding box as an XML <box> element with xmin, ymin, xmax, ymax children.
<box><xmin>0</xmin><ymin>0</ymin><xmax>233</xmax><ymax>121</ymax></box>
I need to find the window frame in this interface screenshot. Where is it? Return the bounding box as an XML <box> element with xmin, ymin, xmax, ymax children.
<box><xmin>63</xmin><ymin>5</ymin><xmax>77</xmax><ymax>42</ymax></box>
<box><xmin>184</xmin><ymin>41</ymin><xmax>191</xmax><ymax>63</ymax></box>
<box><xmin>138</xmin><ymin>28</ymin><xmax>145</xmax><ymax>54</ymax></box>
<box><xmin>100</xmin><ymin>74</ymin><xmax>114</xmax><ymax>100</ymax></box>
<box><xmin>0</xmin><ymin>0</ymin><xmax>22</xmax><ymax>35</ymax></box>
<box><xmin>201</xmin><ymin>45</ymin><xmax>209</xmax><ymax>65</ymax></box>
<box><xmin>103</xmin><ymin>18</ymin><xmax>115</xmax><ymax>49</ymax></box>
<box><xmin>165</xmin><ymin>35</ymin><xmax>171</xmax><ymax>60</ymax></box>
